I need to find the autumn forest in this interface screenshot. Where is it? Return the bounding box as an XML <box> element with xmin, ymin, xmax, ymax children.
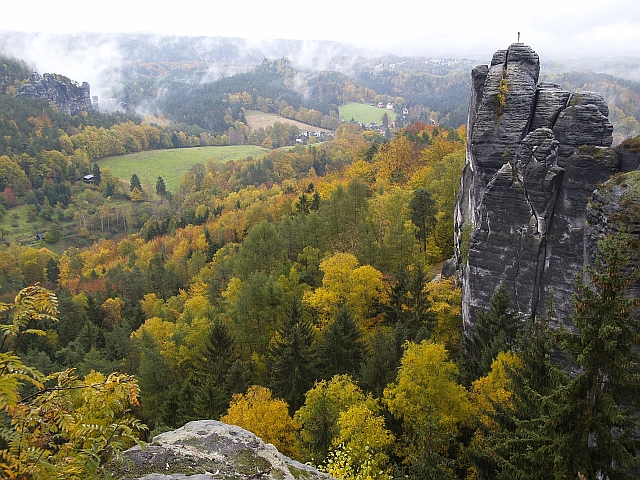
<box><xmin>1</xmin><ymin>42</ymin><xmax>640</xmax><ymax>480</ymax></box>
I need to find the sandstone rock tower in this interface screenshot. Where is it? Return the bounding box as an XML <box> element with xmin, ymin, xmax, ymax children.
<box><xmin>454</xmin><ymin>43</ymin><xmax>639</xmax><ymax>330</ymax></box>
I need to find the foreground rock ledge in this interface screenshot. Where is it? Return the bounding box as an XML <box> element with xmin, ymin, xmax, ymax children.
<box><xmin>107</xmin><ymin>420</ymin><xmax>332</xmax><ymax>480</ymax></box>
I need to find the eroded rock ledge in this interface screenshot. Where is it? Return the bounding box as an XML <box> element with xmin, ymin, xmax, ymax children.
<box><xmin>454</xmin><ymin>43</ymin><xmax>640</xmax><ymax>330</ymax></box>
<box><xmin>108</xmin><ymin>420</ymin><xmax>332</xmax><ymax>480</ymax></box>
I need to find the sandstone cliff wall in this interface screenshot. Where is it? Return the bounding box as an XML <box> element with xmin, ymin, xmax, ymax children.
<box><xmin>454</xmin><ymin>43</ymin><xmax>640</xmax><ymax>330</ymax></box>
<box><xmin>16</xmin><ymin>72</ymin><xmax>92</xmax><ymax>115</ymax></box>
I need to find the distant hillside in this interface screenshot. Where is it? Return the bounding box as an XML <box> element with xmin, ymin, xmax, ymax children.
<box><xmin>540</xmin><ymin>70</ymin><xmax>640</xmax><ymax>143</ymax></box>
<box><xmin>0</xmin><ymin>31</ymin><xmax>369</xmax><ymax>77</ymax></box>
<box><xmin>3</xmin><ymin>31</ymin><xmax>638</xmax><ymax>139</ymax></box>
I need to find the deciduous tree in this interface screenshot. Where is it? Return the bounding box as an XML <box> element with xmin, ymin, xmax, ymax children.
<box><xmin>221</xmin><ymin>385</ymin><xmax>299</xmax><ymax>458</ymax></box>
<box><xmin>303</xmin><ymin>252</ymin><xmax>383</xmax><ymax>326</ymax></box>
<box><xmin>295</xmin><ymin>374</ymin><xmax>378</xmax><ymax>464</ymax></box>
<box><xmin>384</xmin><ymin>341</ymin><xmax>472</xmax><ymax>477</ymax></box>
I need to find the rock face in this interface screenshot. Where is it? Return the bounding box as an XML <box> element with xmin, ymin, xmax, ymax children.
<box><xmin>585</xmin><ymin>170</ymin><xmax>640</xmax><ymax>299</ymax></box>
<box><xmin>454</xmin><ymin>43</ymin><xmax>640</xmax><ymax>330</ymax></box>
<box><xmin>17</xmin><ymin>72</ymin><xmax>92</xmax><ymax>115</ymax></box>
<box><xmin>107</xmin><ymin>420</ymin><xmax>332</xmax><ymax>480</ymax></box>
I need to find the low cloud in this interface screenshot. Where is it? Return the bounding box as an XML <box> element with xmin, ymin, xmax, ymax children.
<box><xmin>0</xmin><ymin>31</ymin><xmax>124</xmax><ymax>107</ymax></box>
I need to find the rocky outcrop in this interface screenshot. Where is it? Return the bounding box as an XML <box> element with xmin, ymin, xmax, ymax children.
<box><xmin>454</xmin><ymin>43</ymin><xmax>640</xmax><ymax>330</ymax></box>
<box><xmin>585</xmin><ymin>170</ymin><xmax>640</xmax><ymax>299</ymax></box>
<box><xmin>16</xmin><ymin>72</ymin><xmax>92</xmax><ymax>115</ymax></box>
<box><xmin>107</xmin><ymin>420</ymin><xmax>332</xmax><ymax>480</ymax></box>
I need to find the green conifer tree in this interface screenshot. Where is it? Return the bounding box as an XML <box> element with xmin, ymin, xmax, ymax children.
<box><xmin>267</xmin><ymin>299</ymin><xmax>317</xmax><ymax>414</ymax></box>
<box><xmin>155</xmin><ymin>176</ymin><xmax>166</xmax><ymax>198</ymax></box>
<box><xmin>130</xmin><ymin>173</ymin><xmax>142</xmax><ymax>192</ymax></box>
<box><xmin>553</xmin><ymin>233</ymin><xmax>640</xmax><ymax>478</ymax></box>
<box><xmin>470</xmin><ymin>233</ymin><xmax>640</xmax><ymax>479</ymax></box>
<box><xmin>92</xmin><ymin>163</ymin><xmax>101</xmax><ymax>186</ymax></box>
<box><xmin>461</xmin><ymin>283</ymin><xmax>521</xmax><ymax>385</ymax></box>
<box><xmin>193</xmin><ymin>320</ymin><xmax>237</xmax><ymax>419</ymax></box>
<box><xmin>317</xmin><ymin>306</ymin><xmax>364</xmax><ymax>380</ymax></box>
<box><xmin>409</xmin><ymin>188</ymin><xmax>437</xmax><ymax>253</ymax></box>
<box><xmin>467</xmin><ymin>315</ymin><xmax>565</xmax><ymax>479</ymax></box>
<box><xmin>383</xmin><ymin>264</ymin><xmax>435</xmax><ymax>346</ymax></box>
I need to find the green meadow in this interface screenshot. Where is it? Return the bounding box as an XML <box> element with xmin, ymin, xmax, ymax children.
<box><xmin>98</xmin><ymin>145</ymin><xmax>270</xmax><ymax>191</ymax></box>
<box><xmin>339</xmin><ymin>102</ymin><xmax>397</xmax><ymax>125</ymax></box>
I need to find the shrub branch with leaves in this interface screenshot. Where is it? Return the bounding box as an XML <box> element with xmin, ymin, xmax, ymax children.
<box><xmin>0</xmin><ymin>284</ymin><xmax>147</xmax><ymax>479</ymax></box>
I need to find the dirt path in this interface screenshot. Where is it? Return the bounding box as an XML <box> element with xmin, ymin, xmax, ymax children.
<box><xmin>430</xmin><ymin>260</ymin><xmax>445</xmax><ymax>279</ymax></box>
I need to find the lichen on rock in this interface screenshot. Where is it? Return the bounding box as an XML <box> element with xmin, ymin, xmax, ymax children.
<box><xmin>107</xmin><ymin>420</ymin><xmax>333</xmax><ymax>480</ymax></box>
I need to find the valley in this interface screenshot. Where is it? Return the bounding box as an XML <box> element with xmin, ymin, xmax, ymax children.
<box><xmin>0</xmin><ymin>33</ymin><xmax>639</xmax><ymax>480</ymax></box>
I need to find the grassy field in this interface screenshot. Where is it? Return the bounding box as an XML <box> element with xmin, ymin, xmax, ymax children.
<box><xmin>0</xmin><ymin>204</ymin><xmax>44</xmax><ymax>247</ymax></box>
<box><xmin>339</xmin><ymin>102</ymin><xmax>397</xmax><ymax>125</ymax></box>
<box><xmin>98</xmin><ymin>145</ymin><xmax>270</xmax><ymax>191</ymax></box>
<box><xmin>244</xmin><ymin>110</ymin><xmax>330</xmax><ymax>132</ymax></box>
<box><xmin>0</xmin><ymin>199</ymin><xmax>132</xmax><ymax>251</ymax></box>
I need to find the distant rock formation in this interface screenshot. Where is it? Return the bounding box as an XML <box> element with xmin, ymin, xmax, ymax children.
<box><xmin>107</xmin><ymin>420</ymin><xmax>332</xmax><ymax>480</ymax></box>
<box><xmin>16</xmin><ymin>72</ymin><xmax>92</xmax><ymax>115</ymax></box>
<box><xmin>454</xmin><ymin>44</ymin><xmax>640</xmax><ymax>330</ymax></box>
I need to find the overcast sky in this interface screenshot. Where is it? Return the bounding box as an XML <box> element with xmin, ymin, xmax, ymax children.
<box><xmin>2</xmin><ymin>0</ymin><xmax>639</xmax><ymax>59</ymax></box>
<box><xmin>2</xmin><ymin>0</ymin><xmax>639</xmax><ymax>100</ymax></box>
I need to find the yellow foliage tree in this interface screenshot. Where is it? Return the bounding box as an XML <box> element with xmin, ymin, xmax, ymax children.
<box><xmin>425</xmin><ymin>277</ymin><xmax>462</xmax><ymax>346</ymax></box>
<box><xmin>130</xmin><ymin>186</ymin><xmax>143</xmax><ymax>202</ymax></box>
<box><xmin>295</xmin><ymin>374</ymin><xmax>379</xmax><ymax>464</ymax></box>
<box><xmin>469</xmin><ymin>351</ymin><xmax>522</xmax><ymax>428</ymax></box>
<box><xmin>346</xmin><ymin>160</ymin><xmax>376</xmax><ymax>183</ymax></box>
<box><xmin>421</xmin><ymin>135</ymin><xmax>460</xmax><ymax>165</ymax></box>
<box><xmin>384</xmin><ymin>341</ymin><xmax>472</xmax><ymax>473</ymax></box>
<box><xmin>139</xmin><ymin>293</ymin><xmax>164</xmax><ymax>319</ymax></box>
<box><xmin>101</xmin><ymin>296</ymin><xmax>125</xmax><ymax>329</ymax></box>
<box><xmin>374</xmin><ymin>136</ymin><xmax>417</xmax><ymax>184</ymax></box>
<box><xmin>385</xmin><ymin>341</ymin><xmax>472</xmax><ymax>433</ymax></box>
<box><xmin>131</xmin><ymin>316</ymin><xmax>178</xmax><ymax>367</ymax></box>
<box><xmin>333</xmin><ymin>403</ymin><xmax>395</xmax><ymax>478</ymax></box>
<box><xmin>221</xmin><ymin>385</ymin><xmax>299</xmax><ymax>458</ymax></box>
<box><xmin>303</xmin><ymin>252</ymin><xmax>383</xmax><ymax>326</ymax></box>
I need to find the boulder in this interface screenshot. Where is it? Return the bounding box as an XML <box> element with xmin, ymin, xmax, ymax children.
<box><xmin>107</xmin><ymin>420</ymin><xmax>332</xmax><ymax>480</ymax></box>
<box><xmin>441</xmin><ymin>258</ymin><xmax>457</xmax><ymax>278</ymax></box>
